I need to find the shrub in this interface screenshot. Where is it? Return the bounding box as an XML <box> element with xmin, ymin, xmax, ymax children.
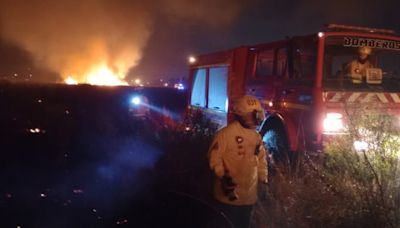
<box><xmin>255</xmin><ymin>109</ymin><xmax>400</xmax><ymax>228</ymax></box>
<box><xmin>320</xmin><ymin>111</ymin><xmax>400</xmax><ymax>227</ymax></box>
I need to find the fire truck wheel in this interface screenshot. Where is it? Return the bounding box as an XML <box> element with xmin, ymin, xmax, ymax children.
<box><xmin>262</xmin><ymin>127</ymin><xmax>289</xmax><ymax>163</ymax></box>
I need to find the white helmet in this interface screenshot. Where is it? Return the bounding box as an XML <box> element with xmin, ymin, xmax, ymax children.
<box><xmin>233</xmin><ymin>95</ymin><xmax>263</xmax><ymax>116</ymax></box>
<box><xmin>233</xmin><ymin>95</ymin><xmax>265</xmax><ymax>128</ymax></box>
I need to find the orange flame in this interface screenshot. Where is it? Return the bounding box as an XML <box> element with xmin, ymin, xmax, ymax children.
<box><xmin>86</xmin><ymin>64</ymin><xmax>128</xmax><ymax>86</ymax></box>
<box><xmin>62</xmin><ymin>39</ymin><xmax>131</xmax><ymax>86</ymax></box>
<box><xmin>65</xmin><ymin>76</ymin><xmax>78</xmax><ymax>85</ymax></box>
<box><xmin>64</xmin><ymin>63</ymin><xmax>129</xmax><ymax>86</ymax></box>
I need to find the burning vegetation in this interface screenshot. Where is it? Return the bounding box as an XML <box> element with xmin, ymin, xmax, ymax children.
<box><xmin>0</xmin><ymin>0</ymin><xmax>246</xmax><ymax>86</ymax></box>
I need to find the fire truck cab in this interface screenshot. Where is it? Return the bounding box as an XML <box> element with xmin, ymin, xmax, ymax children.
<box><xmin>188</xmin><ymin>24</ymin><xmax>400</xmax><ymax>156</ymax></box>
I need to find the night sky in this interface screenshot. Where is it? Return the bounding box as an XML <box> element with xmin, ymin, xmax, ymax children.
<box><xmin>0</xmin><ymin>0</ymin><xmax>399</xmax><ymax>83</ymax></box>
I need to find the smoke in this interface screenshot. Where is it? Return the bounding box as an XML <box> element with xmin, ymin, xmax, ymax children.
<box><xmin>0</xmin><ymin>0</ymin><xmax>153</xmax><ymax>83</ymax></box>
<box><xmin>272</xmin><ymin>0</ymin><xmax>399</xmax><ymax>35</ymax></box>
<box><xmin>160</xmin><ymin>0</ymin><xmax>246</xmax><ymax>29</ymax></box>
<box><xmin>0</xmin><ymin>0</ymin><xmax>245</xmax><ymax>83</ymax></box>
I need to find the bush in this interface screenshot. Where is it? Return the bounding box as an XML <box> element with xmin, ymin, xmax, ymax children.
<box><xmin>255</xmin><ymin>109</ymin><xmax>400</xmax><ymax>228</ymax></box>
<box><xmin>152</xmin><ymin>110</ymin><xmax>218</xmax><ymax>195</ymax></box>
<box><xmin>321</xmin><ymin>111</ymin><xmax>400</xmax><ymax>227</ymax></box>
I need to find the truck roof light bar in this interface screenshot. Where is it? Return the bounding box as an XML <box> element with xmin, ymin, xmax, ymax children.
<box><xmin>324</xmin><ymin>24</ymin><xmax>396</xmax><ymax>35</ymax></box>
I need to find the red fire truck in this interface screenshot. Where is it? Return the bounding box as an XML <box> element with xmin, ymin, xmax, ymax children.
<box><xmin>187</xmin><ymin>24</ymin><xmax>400</xmax><ymax>157</ymax></box>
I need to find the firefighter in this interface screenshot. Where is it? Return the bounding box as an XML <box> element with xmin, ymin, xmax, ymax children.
<box><xmin>208</xmin><ymin>95</ymin><xmax>268</xmax><ymax>228</ymax></box>
<box><xmin>345</xmin><ymin>46</ymin><xmax>373</xmax><ymax>83</ymax></box>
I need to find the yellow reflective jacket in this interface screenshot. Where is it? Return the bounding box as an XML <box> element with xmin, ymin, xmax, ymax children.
<box><xmin>346</xmin><ymin>59</ymin><xmax>373</xmax><ymax>83</ymax></box>
<box><xmin>346</xmin><ymin>59</ymin><xmax>373</xmax><ymax>76</ymax></box>
<box><xmin>208</xmin><ymin>121</ymin><xmax>268</xmax><ymax>205</ymax></box>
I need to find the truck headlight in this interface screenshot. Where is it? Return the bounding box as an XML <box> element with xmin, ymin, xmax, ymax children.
<box><xmin>323</xmin><ymin>112</ymin><xmax>344</xmax><ymax>134</ymax></box>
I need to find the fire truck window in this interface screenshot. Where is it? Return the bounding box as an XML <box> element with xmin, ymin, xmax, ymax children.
<box><xmin>293</xmin><ymin>49</ymin><xmax>316</xmax><ymax>79</ymax></box>
<box><xmin>377</xmin><ymin>51</ymin><xmax>400</xmax><ymax>80</ymax></box>
<box><xmin>208</xmin><ymin>67</ymin><xmax>228</xmax><ymax>112</ymax></box>
<box><xmin>291</xmin><ymin>38</ymin><xmax>317</xmax><ymax>83</ymax></box>
<box><xmin>277</xmin><ymin>48</ymin><xmax>287</xmax><ymax>76</ymax></box>
<box><xmin>323</xmin><ymin>36</ymin><xmax>400</xmax><ymax>92</ymax></box>
<box><xmin>325</xmin><ymin>53</ymin><xmax>353</xmax><ymax>79</ymax></box>
<box><xmin>255</xmin><ymin>49</ymin><xmax>274</xmax><ymax>77</ymax></box>
<box><xmin>190</xmin><ymin>68</ymin><xmax>206</xmax><ymax>107</ymax></box>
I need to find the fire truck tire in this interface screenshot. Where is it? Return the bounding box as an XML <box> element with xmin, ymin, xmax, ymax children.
<box><xmin>262</xmin><ymin>127</ymin><xmax>290</xmax><ymax>163</ymax></box>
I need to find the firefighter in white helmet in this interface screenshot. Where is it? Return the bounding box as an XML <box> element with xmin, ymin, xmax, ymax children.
<box><xmin>345</xmin><ymin>46</ymin><xmax>373</xmax><ymax>83</ymax></box>
<box><xmin>208</xmin><ymin>95</ymin><xmax>268</xmax><ymax>228</ymax></box>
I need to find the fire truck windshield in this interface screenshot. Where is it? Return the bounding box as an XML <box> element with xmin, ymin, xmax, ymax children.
<box><xmin>323</xmin><ymin>36</ymin><xmax>400</xmax><ymax>92</ymax></box>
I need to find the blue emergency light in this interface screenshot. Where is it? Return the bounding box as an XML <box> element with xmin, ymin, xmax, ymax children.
<box><xmin>131</xmin><ymin>96</ymin><xmax>141</xmax><ymax>105</ymax></box>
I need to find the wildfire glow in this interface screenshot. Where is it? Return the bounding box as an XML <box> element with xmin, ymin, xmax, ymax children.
<box><xmin>86</xmin><ymin>65</ymin><xmax>128</xmax><ymax>86</ymax></box>
<box><xmin>65</xmin><ymin>76</ymin><xmax>78</xmax><ymax>85</ymax></box>
<box><xmin>64</xmin><ymin>64</ymin><xmax>129</xmax><ymax>86</ymax></box>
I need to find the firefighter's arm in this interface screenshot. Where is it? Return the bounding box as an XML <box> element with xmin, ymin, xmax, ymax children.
<box><xmin>257</xmin><ymin>143</ymin><xmax>268</xmax><ymax>184</ymax></box>
<box><xmin>208</xmin><ymin>133</ymin><xmax>226</xmax><ymax>179</ymax></box>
